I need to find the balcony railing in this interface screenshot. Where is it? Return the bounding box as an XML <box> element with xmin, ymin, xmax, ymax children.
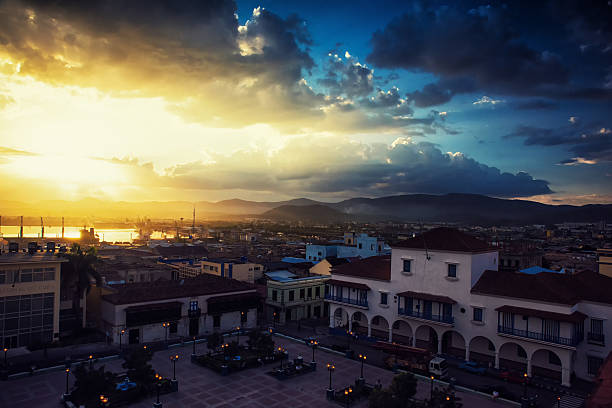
<box><xmin>497</xmin><ymin>325</ymin><xmax>580</xmax><ymax>347</ymax></box>
<box><xmin>398</xmin><ymin>307</ymin><xmax>454</xmax><ymax>324</ymax></box>
<box><xmin>587</xmin><ymin>332</ymin><xmax>605</xmax><ymax>345</ymax></box>
<box><xmin>324</xmin><ymin>294</ymin><xmax>368</xmax><ymax>308</ymax></box>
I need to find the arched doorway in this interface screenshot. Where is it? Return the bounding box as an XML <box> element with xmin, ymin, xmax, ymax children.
<box><xmin>441</xmin><ymin>330</ymin><xmax>466</xmax><ymax>358</ymax></box>
<box><xmin>531</xmin><ymin>348</ymin><xmax>563</xmax><ymax>382</ymax></box>
<box><xmin>498</xmin><ymin>342</ymin><xmax>528</xmax><ymax>373</ymax></box>
<box><xmin>351</xmin><ymin>311</ymin><xmax>369</xmax><ymax>337</ymax></box>
<box><xmin>370</xmin><ymin>315</ymin><xmax>390</xmax><ymax>341</ymax></box>
<box><xmin>415</xmin><ymin>325</ymin><xmax>438</xmax><ymax>353</ymax></box>
<box><xmin>391</xmin><ymin>320</ymin><xmax>413</xmax><ymax>345</ymax></box>
<box><xmin>469</xmin><ymin>336</ymin><xmax>496</xmax><ymax>366</ymax></box>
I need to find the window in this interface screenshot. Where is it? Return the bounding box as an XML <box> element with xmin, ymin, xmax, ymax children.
<box><xmin>300</xmin><ymin>289</ymin><xmax>305</xmax><ymax>299</ymax></box>
<box><xmin>307</xmin><ymin>288</ymin><xmax>312</xmax><ymax>298</ymax></box>
<box><xmin>358</xmin><ymin>243</ymin><xmax>362</xmax><ymax>249</ymax></box>
<box><xmin>473</xmin><ymin>307</ymin><xmax>483</xmax><ymax>322</ymax></box>
<box><xmin>0</xmin><ymin>271</ymin><xmax>5</xmax><ymax>284</ymax></box>
<box><xmin>402</xmin><ymin>259</ymin><xmax>411</xmax><ymax>273</ymax></box>
<box><xmin>272</xmin><ymin>290</ymin><xmax>278</xmax><ymax>302</ymax></box>
<box><xmin>588</xmin><ymin>356</ymin><xmax>604</xmax><ymax>376</ymax></box>
<box><xmin>548</xmin><ymin>351</ymin><xmax>561</xmax><ymax>366</ymax></box>
<box><xmin>380</xmin><ymin>292</ymin><xmax>388</xmax><ymax>305</ymax></box>
<box><xmin>169</xmin><ymin>322</ymin><xmax>178</xmax><ymax>334</ymax></box>
<box><xmin>447</xmin><ymin>264</ymin><xmax>457</xmax><ymax>278</ymax></box>
<box><xmin>591</xmin><ymin>319</ymin><xmax>604</xmax><ymax>335</ymax></box>
<box><xmin>213</xmin><ymin>315</ymin><xmax>221</xmax><ymax>328</ymax></box>
<box><xmin>189</xmin><ymin>301</ymin><xmax>198</xmax><ymax>311</ymax></box>
<box><xmin>288</xmin><ymin>291</ymin><xmax>294</xmax><ymax>301</ymax></box>
<box><xmin>315</xmin><ymin>286</ymin><xmax>321</xmax><ymax>298</ymax></box>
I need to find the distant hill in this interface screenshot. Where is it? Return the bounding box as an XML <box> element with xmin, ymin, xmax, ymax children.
<box><xmin>1</xmin><ymin>193</ymin><xmax>610</xmax><ymax>225</ymax></box>
<box><xmin>260</xmin><ymin>204</ymin><xmax>351</xmax><ymax>223</ymax></box>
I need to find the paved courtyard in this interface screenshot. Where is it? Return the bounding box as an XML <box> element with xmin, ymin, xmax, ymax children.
<box><xmin>0</xmin><ymin>335</ymin><xmax>515</xmax><ymax>408</ymax></box>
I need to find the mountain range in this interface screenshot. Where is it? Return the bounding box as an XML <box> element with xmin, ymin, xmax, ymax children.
<box><xmin>0</xmin><ymin>194</ymin><xmax>610</xmax><ymax>225</ymax></box>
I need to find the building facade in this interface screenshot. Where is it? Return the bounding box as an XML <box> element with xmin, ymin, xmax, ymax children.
<box><xmin>325</xmin><ymin>228</ymin><xmax>612</xmax><ymax>387</ymax></box>
<box><xmin>0</xmin><ymin>249</ymin><xmax>66</xmax><ymax>349</ymax></box>
<box><xmin>597</xmin><ymin>248</ymin><xmax>612</xmax><ymax>278</ymax></box>
<box><xmin>265</xmin><ymin>271</ymin><xmax>328</xmax><ymax>324</ymax></box>
<box><xmin>200</xmin><ymin>259</ymin><xmax>264</xmax><ymax>283</ymax></box>
<box><xmin>95</xmin><ymin>273</ymin><xmax>260</xmax><ymax>345</ymax></box>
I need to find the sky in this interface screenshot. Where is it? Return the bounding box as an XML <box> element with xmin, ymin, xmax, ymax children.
<box><xmin>0</xmin><ymin>0</ymin><xmax>610</xmax><ymax>205</ymax></box>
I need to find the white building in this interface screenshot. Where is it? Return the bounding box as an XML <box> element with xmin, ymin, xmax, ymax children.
<box><xmin>92</xmin><ymin>273</ymin><xmax>260</xmax><ymax>345</ymax></box>
<box><xmin>325</xmin><ymin>227</ymin><xmax>612</xmax><ymax>388</ymax></box>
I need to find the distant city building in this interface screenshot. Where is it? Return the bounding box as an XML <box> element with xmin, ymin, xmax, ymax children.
<box><xmin>200</xmin><ymin>259</ymin><xmax>264</xmax><ymax>283</ymax></box>
<box><xmin>0</xmin><ymin>249</ymin><xmax>66</xmax><ymax>349</ymax></box>
<box><xmin>153</xmin><ymin>243</ymin><xmax>208</xmax><ymax>259</ymax></box>
<box><xmin>97</xmin><ymin>256</ymin><xmax>175</xmax><ymax>284</ymax></box>
<box><xmin>309</xmin><ymin>257</ymin><xmax>350</xmax><ymax>276</ymax></box>
<box><xmin>597</xmin><ymin>248</ymin><xmax>612</xmax><ymax>278</ymax></box>
<box><xmin>306</xmin><ymin>232</ymin><xmax>388</xmax><ymax>262</ymax></box>
<box><xmin>495</xmin><ymin>240</ymin><xmax>543</xmax><ymax>272</ymax></box>
<box><xmin>90</xmin><ymin>274</ymin><xmax>260</xmax><ymax>345</ymax></box>
<box><xmin>325</xmin><ymin>227</ymin><xmax>612</xmax><ymax>387</ymax></box>
<box><xmin>265</xmin><ymin>270</ymin><xmax>328</xmax><ymax>324</ymax></box>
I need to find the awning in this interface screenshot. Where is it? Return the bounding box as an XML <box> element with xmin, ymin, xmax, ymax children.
<box><xmin>396</xmin><ymin>290</ymin><xmax>456</xmax><ymax>304</ymax></box>
<box><xmin>495</xmin><ymin>305</ymin><xmax>587</xmax><ymax>323</ymax></box>
<box><xmin>327</xmin><ymin>279</ymin><xmax>370</xmax><ymax>290</ymax></box>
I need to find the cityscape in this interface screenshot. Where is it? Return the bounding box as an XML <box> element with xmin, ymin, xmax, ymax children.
<box><xmin>1</xmin><ymin>1</ymin><xmax>612</xmax><ymax>408</ymax></box>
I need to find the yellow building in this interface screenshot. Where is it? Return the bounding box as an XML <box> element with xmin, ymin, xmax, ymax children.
<box><xmin>597</xmin><ymin>248</ymin><xmax>612</xmax><ymax>278</ymax></box>
<box><xmin>0</xmin><ymin>250</ymin><xmax>66</xmax><ymax>349</ymax></box>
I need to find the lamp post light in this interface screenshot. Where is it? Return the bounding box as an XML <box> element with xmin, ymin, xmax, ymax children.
<box><xmin>430</xmin><ymin>375</ymin><xmax>435</xmax><ymax>400</ymax></box>
<box><xmin>65</xmin><ymin>368</ymin><xmax>70</xmax><ymax>395</ymax></box>
<box><xmin>309</xmin><ymin>339</ymin><xmax>318</xmax><ymax>363</ymax></box>
<box><xmin>327</xmin><ymin>363</ymin><xmax>335</xmax><ymax>390</ymax></box>
<box><xmin>99</xmin><ymin>394</ymin><xmax>108</xmax><ymax>407</ymax></box>
<box><xmin>162</xmin><ymin>322</ymin><xmax>169</xmax><ymax>344</ymax></box>
<box><xmin>236</xmin><ymin>326</ymin><xmax>241</xmax><ymax>344</ymax></box>
<box><xmin>358</xmin><ymin>354</ymin><xmax>366</xmax><ymax>379</ymax></box>
<box><xmin>192</xmin><ymin>336</ymin><xmax>196</xmax><ymax>356</ymax></box>
<box><xmin>523</xmin><ymin>373</ymin><xmax>528</xmax><ymax>398</ymax></box>
<box><xmin>273</xmin><ymin>312</ymin><xmax>277</xmax><ymax>328</ymax></box>
<box><xmin>89</xmin><ymin>355</ymin><xmax>94</xmax><ymax>369</ymax></box>
<box><xmin>557</xmin><ymin>396</ymin><xmax>561</xmax><ymax>408</ymax></box>
<box><xmin>170</xmin><ymin>354</ymin><xmax>179</xmax><ymax>380</ymax></box>
<box><xmin>344</xmin><ymin>387</ymin><xmax>352</xmax><ymax>408</ymax></box>
<box><xmin>154</xmin><ymin>373</ymin><xmax>163</xmax><ymax>408</ymax></box>
<box><xmin>3</xmin><ymin>348</ymin><xmax>7</xmax><ymax>367</ymax></box>
<box><xmin>277</xmin><ymin>347</ymin><xmax>285</xmax><ymax>369</ymax></box>
<box><xmin>119</xmin><ymin>329</ymin><xmax>125</xmax><ymax>350</ymax></box>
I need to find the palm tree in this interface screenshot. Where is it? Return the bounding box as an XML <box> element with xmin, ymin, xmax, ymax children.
<box><xmin>60</xmin><ymin>244</ymin><xmax>101</xmax><ymax>329</ymax></box>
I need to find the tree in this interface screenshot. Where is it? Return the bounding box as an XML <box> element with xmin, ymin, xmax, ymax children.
<box><xmin>207</xmin><ymin>332</ymin><xmax>223</xmax><ymax>352</ymax></box>
<box><xmin>71</xmin><ymin>364</ymin><xmax>115</xmax><ymax>406</ymax></box>
<box><xmin>389</xmin><ymin>372</ymin><xmax>418</xmax><ymax>405</ymax></box>
<box><xmin>369</xmin><ymin>389</ymin><xmax>399</xmax><ymax>408</ymax></box>
<box><xmin>122</xmin><ymin>347</ymin><xmax>155</xmax><ymax>388</ymax></box>
<box><xmin>60</xmin><ymin>244</ymin><xmax>102</xmax><ymax>328</ymax></box>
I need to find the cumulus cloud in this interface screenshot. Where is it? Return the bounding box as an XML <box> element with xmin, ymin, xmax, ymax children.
<box><xmin>318</xmin><ymin>52</ymin><xmax>374</xmax><ymax>98</ymax></box>
<box><xmin>110</xmin><ymin>136</ymin><xmax>551</xmax><ymax>198</ymax></box>
<box><xmin>367</xmin><ymin>1</ymin><xmax>612</xmax><ymax>106</ymax></box>
<box><xmin>505</xmin><ymin>124</ymin><xmax>612</xmax><ymax>163</ymax></box>
<box><xmin>473</xmin><ymin>96</ymin><xmax>505</xmax><ymax>106</ymax></box>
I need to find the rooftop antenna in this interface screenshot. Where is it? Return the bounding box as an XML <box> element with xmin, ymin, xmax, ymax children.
<box><xmin>20</xmin><ymin>216</ymin><xmax>23</xmax><ymax>238</ymax></box>
<box><xmin>61</xmin><ymin>217</ymin><xmax>65</xmax><ymax>239</ymax></box>
<box><xmin>420</xmin><ymin>220</ymin><xmax>431</xmax><ymax>260</ymax></box>
<box><xmin>41</xmin><ymin>217</ymin><xmax>44</xmax><ymax>239</ymax></box>
<box><xmin>192</xmin><ymin>207</ymin><xmax>196</xmax><ymax>236</ymax></box>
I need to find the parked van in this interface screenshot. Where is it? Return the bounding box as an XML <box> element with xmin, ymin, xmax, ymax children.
<box><xmin>429</xmin><ymin>357</ymin><xmax>449</xmax><ymax>379</ymax></box>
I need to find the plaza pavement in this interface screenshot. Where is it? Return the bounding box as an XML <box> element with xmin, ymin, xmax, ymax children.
<box><xmin>0</xmin><ymin>335</ymin><xmax>516</xmax><ymax>408</ymax></box>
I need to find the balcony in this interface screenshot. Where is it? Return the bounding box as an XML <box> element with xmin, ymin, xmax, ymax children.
<box><xmin>587</xmin><ymin>332</ymin><xmax>605</xmax><ymax>346</ymax></box>
<box><xmin>398</xmin><ymin>307</ymin><xmax>454</xmax><ymax>325</ymax></box>
<box><xmin>324</xmin><ymin>294</ymin><xmax>368</xmax><ymax>309</ymax></box>
<box><xmin>497</xmin><ymin>325</ymin><xmax>580</xmax><ymax>347</ymax></box>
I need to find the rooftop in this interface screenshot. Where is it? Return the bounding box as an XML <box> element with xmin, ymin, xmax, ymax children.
<box><xmin>392</xmin><ymin>227</ymin><xmax>493</xmax><ymax>253</ymax></box>
<box><xmin>0</xmin><ymin>252</ymin><xmax>67</xmax><ymax>264</ymax></box>
<box><xmin>331</xmin><ymin>255</ymin><xmax>391</xmax><ymax>281</ymax></box>
<box><xmin>472</xmin><ymin>269</ymin><xmax>612</xmax><ymax>305</ymax></box>
<box><xmin>102</xmin><ymin>273</ymin><xmax>256</xmax><ymax>305</ymax></box>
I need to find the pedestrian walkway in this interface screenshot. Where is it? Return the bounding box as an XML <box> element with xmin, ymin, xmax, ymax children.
<box><xmin>555</xmin><ymin>395</ymin><xmax>585</xmax><ymax>408</ymax></box>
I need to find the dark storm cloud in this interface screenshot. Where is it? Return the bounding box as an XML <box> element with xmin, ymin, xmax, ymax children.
<box><xmin>367</xmin><ymin>1</ymin><xmax>612</xmax><ymax>106</ymax></box>
<box><xmin>318</xmin><ymin>53</ymin><xmax>374</xmax><ymax>98</ymax></box>
<box><xmin>505</xmin><ymin>123</ymin><xmax>612</xmax><ymax>163</ymax></box>
<box><xmin>515</xmin><ymin>100</ymin><xmax>559</xmax><ymax>110</ymax></box>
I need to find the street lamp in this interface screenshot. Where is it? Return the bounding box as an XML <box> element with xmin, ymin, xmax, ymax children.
<box><xmin>99</xmin><ymin>394</ymin><xmax>108</xmax><ymax>407</ymax></box>
<box><xmin>523</xmin><ymin>372</ymin><xmax>528</xmax><ymax>398</ymax></box>
<box><xmin>358</xmin><ymin>354</ymin><xmax>366</xmax><ymax>379</ymax></box>
<box><xmin>430</xmin><ymin>375</ymin><xmax>435</xmax><ymax>400</ymax></box>
<box><xmin>557</xmin><ymin>396</ymin><xmax>561</xmax><ymax>408</ymax></box>
<box><xmin>327</xmin><ymin>363</ymin><xmax>336</xmax><ymax>390</ymax></box>
<box><xmin>154</xmin><ymin>373</ymin><xmax>163</xmax><ymax>407</ymax></box>
<box><xmin>278</xmin><ymin>347</ymin><xmax>285</xmax><ymax>369</ymax></box>
<box><xmin>119</xmin><ymin>329</ymin><xmax>125</xmax><ymax>350</ymax></box>
<box><xmin>162</xmin><ymin>322</ymin><xmax>169</xmax><ymax>343</ymax></box>
<box><xmin>170</xmin><ymin>355</ymin><xmax>179</xmax><ymax>380</ymax></box>
<box><xmin>273</xmin><ymin>312</ymin><xmax>277</xmax><ymax>328</ymax></box>
<box><xmin>89</xmin><ymin>355</ymin><xmax>94</xmax><ymax>369</ymax></box>
<box><xmin>236</xmin><ymin>326</ymin><xmax>241</xmax><ymax>344</ymax></box>
<box><xmin>192</xmin><ymin>336</ymin><xmax>196</xmax><ymax>356</ymax></box>
<box><xmin>309</xmin><ymin>339</ymin><xmax>318</xmax><ymax>363</ymax></box>
<box><xmin>65</xmin><ymin>368</ymin><xmax>70</xmax><ymax>395</ymax></box>
<box><xmin>3</xmin><ymin>348</ymin><xmax>7</xmax><ymax>367</ymax></box>
<box><xmin>344</xmin><ymin>387</ymin><xmax>352</xmax><ymax>408</ymax></box>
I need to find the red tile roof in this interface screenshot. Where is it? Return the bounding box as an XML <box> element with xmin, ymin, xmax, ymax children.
<box><xmin>327</xmin><ymin>279</ymin><xmax>370</xmax><ymax>290</ymax></box>
<box><xmin>587</xmin><ymin>352</ymin><xmax>612</xmax><ymax>408</ymax></box>
<box><xmin>396</xmin><ymin>290</ymin><xmax>457</xmax><ymax>304</ymax></box>
<box><xmin>102</xmin><ymin>273</ymin><xmax>256</xmax><ymax>305</ymax></box>
<box><xmin>495</xmin><ymin>305</ymin><xmax>587</xmax><ymax>323</ymax></box>
<box><xmin>331</xmin><ymin>255</ymin><xmax>391</xmax><ymax>281</ymax></box>
<box><xmin>392</xmin><ymin>227</ymin><xmax>493</xmax><ymax>253</ymax></box>
<box><xmin>472</xmin><ymin>269</ymin><xmax>612</xmax><ymax>305</ymax></box>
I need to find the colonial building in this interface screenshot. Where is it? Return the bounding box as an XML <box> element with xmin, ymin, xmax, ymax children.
<box><xmin>199</xmin><ymin>259</ymin><xmax>264</xmax><ymax>283</ymax></box>
<box><xmin>0</xmin><ymin>245</ymin><xmax>66</xmax><ymax>348</ymax></box>
<box><xmin>325</xmin><ymin>227</ymin><xmax>612</xmax><ymax>387</ymax></box>
<box><xmin>93</xmin><ymin>273</ymin><xmax>260</xmax><ymax>345</ymax></box>
<box><xmin>264</xmin><ymin>270</ymin><xmax>328</xmax><ymax>324</ymax></box>
<box><xmin>597</xmin><ymin>248</ymin><xmax>612</xmax><ymax>278</ymax></box>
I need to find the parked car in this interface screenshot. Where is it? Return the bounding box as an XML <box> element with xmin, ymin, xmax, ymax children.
<box><xmin>500</xmin><ymin>370</ymin><xmax>530</xmax><ymax>384</ymax></box>
<box><xmin>458</xmin><ymin>361</ymin><xmax>487</xmax><ymax>375</ymax></box>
